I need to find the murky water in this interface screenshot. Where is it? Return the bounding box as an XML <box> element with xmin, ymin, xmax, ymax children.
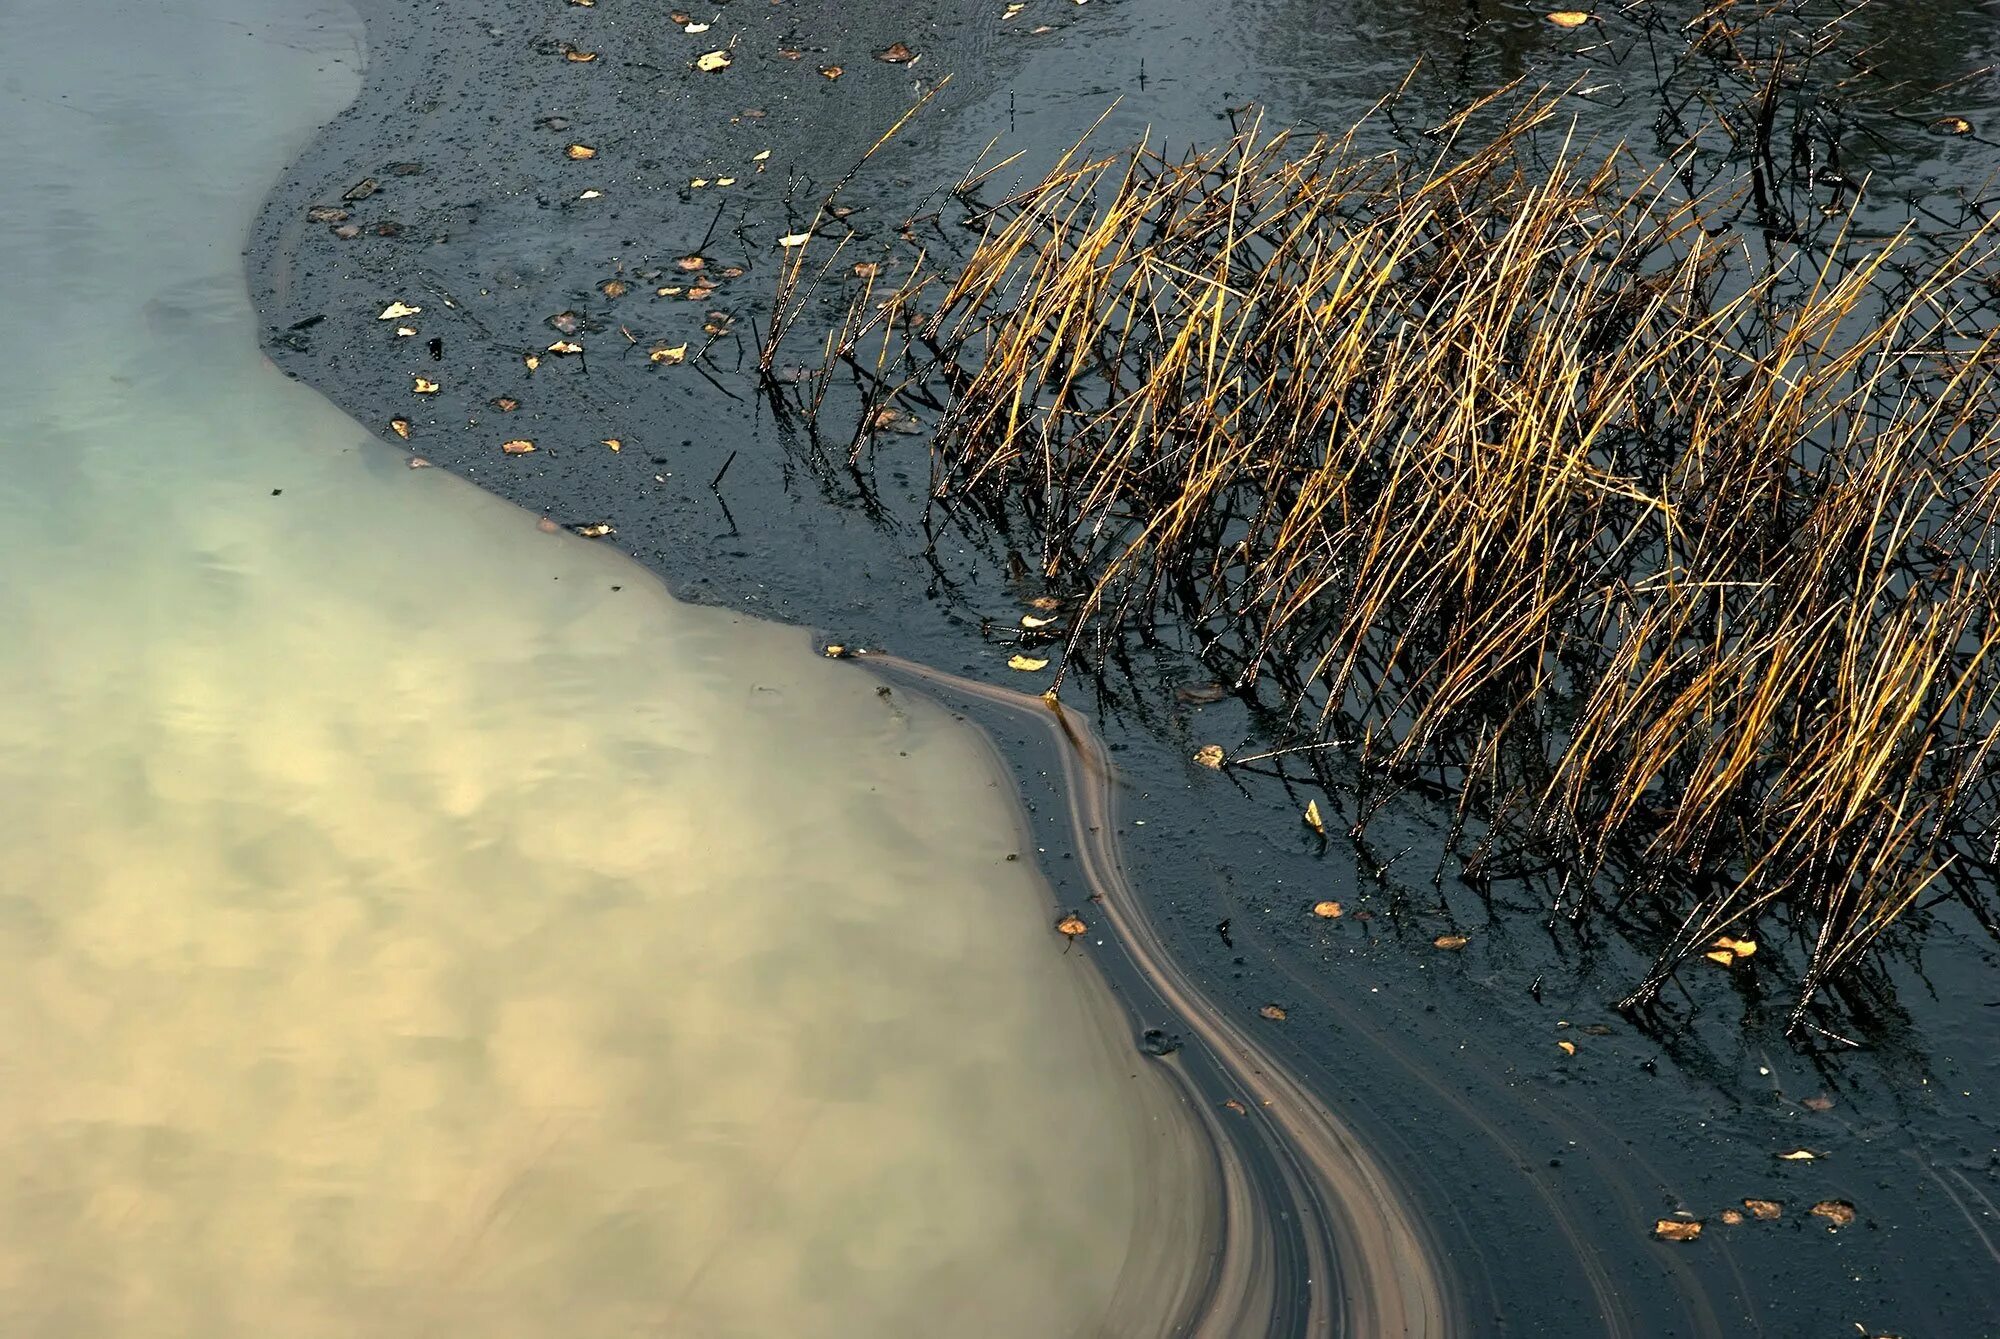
<box><xmin>0</xmin><ymin>2</ymin><xmax>1210</xmax><ymax>1334</ymax></box>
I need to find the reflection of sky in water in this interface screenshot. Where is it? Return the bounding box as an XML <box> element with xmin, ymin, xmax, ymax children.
<box><xmin>0</xmin><ymin>2</ymin><xmax>1195</xmax><ymax>1333</ymax></box>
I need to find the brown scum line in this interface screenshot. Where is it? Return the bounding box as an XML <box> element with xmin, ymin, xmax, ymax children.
<box><xmin>858</xmin><ymin>650</ymin><xmax>1459</xmax><ymax>1339</ymax></box>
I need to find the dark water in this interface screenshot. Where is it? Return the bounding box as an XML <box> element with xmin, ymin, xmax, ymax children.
<box><xmin>247</xmin><ymin>0</ymin><xmax>2000</xmax><ymax>1333</ymax></box>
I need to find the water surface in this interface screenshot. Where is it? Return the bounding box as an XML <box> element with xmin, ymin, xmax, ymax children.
<box><xmin>0</xmin><ymin>2</ymin><xmax>1209</xmax><ymax>1333</ymax></box>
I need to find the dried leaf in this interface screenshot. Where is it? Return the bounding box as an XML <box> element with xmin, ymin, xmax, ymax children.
<box><xmin>575</xmin><ymin>523</ymin><xmax>614</xmax><ymax>537</ymax></box>
<box><xmin>577</xmin><ymin>189</ymin><xmax>602</xmax><ymax>200</ymax></box>
<box><xmin>1935</xmin><ymin>115</ymin><xmax>1974</xmax><ymax>135</ymax></box>
<box><xmin>1303</xmin><ymin>799</ymin><xmax>1325</xmax><ymax>834</ymax></box>
<box><xmin>501</xmin><ymin>439</ymin><xmax>536</xmax><ymax>454</ymax></box>
<box><xmin>342</xmin><ymin>177</ymin><xmax>378</xmax><ymax>201</ymax></box>
<box><xmin>1258</xmin><ymin>1004</ymin><xmax>1287</xmax><ymax>1021</ymax></box>
<box><xmin>377</xmin><ymin>300</ymin><xmax>422</xmax><ymax>320</ymax></box>
<box><xmin>695</xmin><ymin>49</ymin><xmax>731</xmax><ymax>72</ymax></box>
<box><xmin>601</xmin><ymin>438</ymin><xmax>622</xmax><ymax>451</ymax></box>
<box><xmin>307</xmin><ymin>205</ymin><xmax>349</xmax><ymax>223</ymax></box>
<box><xmin>1028</xmin><ymin>596</ymin><xmax>1061</xmax><ymax>611</ymax></box>
<box><xmin>752</xmin><ymin>149</ymin><xmax>772</xmax><ymax>162</ymax></box>
<box><xmin>1744</xmin><ymin>1198</ymin><xmax>1783</xmax><ymax>1220</ymax></box>
<box><xmin>1810</xmin><ymin>1200</ymin><xmax>1855</xmax><ymax>1227</ymax></box>
<box><xmin>394</xmin><ymin>325</ymin><xmax>417</xmax><ymax>338</ymax></box>
<box><xmin>1055</xmin><ymin>913</ymin><xmax>1087</xmax><ymax>938</ymax></box>
<box><xmin>1652</xmin><ymin>1219</ymin><xmax>1702</xmax><ymax>1242</ymax></box>
<box><xmin>562</xmin><ymin>45</ymin><xmax>597</xmax><ymax>62</ymax></box>
<box><xmin>676</xmin><ymin>254</ymin><xmax>708</xmax><ymax>271</ymax></box>
<box><xmin>1434</xmin><ymin>934</ymin><xmax>1469</xmax><ymax>950</ymax></box>
<box><xmin>565</xmin><ymin>143</ymin><xmax>597</xmax><ymax>160</ymax></box>
<box><xmin>1777</xmin><ymin>1148</ymin><xmax>1817</xmax><ymax>1161</ymax></box>
<box><xmin>1719</xmin><ymin>1209</ymin><xmax>1744</xmax><ymax>1225</ymax></box>
<box><xmin>1713</xmin><ymin>935</ymin><xmax>1757</xmax><ymax>958</ymax></box>
<box><xmin>1311</xmin><ymin>900</ymin><xmax>1343</xmax><ymax>919</ymax></box>
<box><xmin>684</xmin><ymin>20</ymin><xmax>710</xmax><ymax>33</ymax></box>
<box><xmin>852</xmin><ymin>260</ymin><xmax>882</xmax><ymax>279</ymax></box>
<box><xmin>649</xmin><ymin>342</ymin><xmax>688</xmax><ymax>364</ymax></box>
<box><xmin>779</xmin><ymin>231</ymin><xmax>813</xmax><ymax>248</ymax></box>
<box><xmin>412</xmin><ymin>376</ymin><xmax>439</xmax><ymax>394</ymax></box>
<box><xmin>524</xmin><ymin>354</ymin><xmax>541</xmax><ymax>372</ymax></box>
<box><xmin>546</xmin><ymin>340</ymin><xmax>584</xmax><ymax>355</ymax></box>
<box><xmin>493</xmin><ymin>396</ymin><xmax>519</xmax><ymax>412</ymax></box>
<box><xmin>819</xmin><ymin>64</ymin><xmax>843</xmax><ymax>79</ymax></box>
<box><xmin>1545</xmin><ymin>9</ymin><xmax>1591</xmax><ymax>25</ymax></box>
<box><xmin>1222</xmin><ymin>1099</ymin><xmax>1248</xmax><ymax>1115</ymax></box>
<box><xmin>823</xmin><ymin>643</ymin><xmax>846</xmax><ymax>658</ymax></box>
<box><xmin>1557</xmin><ymin>1040</ymin><xmax>1577</xmax><ymax>1056</ymax></box>
<box><xmin>1020</xmin><ymin>613</ymin><xmax>1057</xmax><ymax>629</ymax></box>
<box><xmin>1193</xmin><ymin>744</ymin><xmax>1225</xmax><ymax>769</ymax></box>
<box><xmin>1802</xmin><ymin>1095</ymin><xmax>1835</xmax><ymax>1112</ymax></box>
<box><xmin>388</xmin><ymin>418</ymin><xmax>411</xmax><ymax>439</ymax></box>
<box><xmin>600</xmin><ymin>279</ymin><xmax>627</xmax><ymax>298</ymax></box>
<box><xmin>1008</xmin><ymin>654</ymin><xmax>1050</xmax><ymax>671</ymax></box>
<box><xmin>876</xmin><ymin>41</ymin><xmax>917</xmax><ymax>62</ymax></box>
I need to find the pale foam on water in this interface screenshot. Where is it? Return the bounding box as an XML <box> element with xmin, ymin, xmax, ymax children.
<box><xmin>0</xmin><ymin>3</ymin><xmax>1202</xmax><ymax>1334</ymax></box>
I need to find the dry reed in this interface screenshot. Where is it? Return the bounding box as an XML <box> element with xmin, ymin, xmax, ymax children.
<box><xmin>766</xmin><ymin>86</ymin><xmax>2000</xmax><ymax>1033</ymax></box>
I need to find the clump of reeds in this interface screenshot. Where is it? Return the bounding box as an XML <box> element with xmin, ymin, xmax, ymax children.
<box><xmin>765</xmin><ymin>87</ymin><xmax>2000</xmax><ymax>1035</ymax></box>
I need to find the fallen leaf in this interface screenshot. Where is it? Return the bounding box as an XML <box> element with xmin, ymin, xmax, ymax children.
<box><xmin>492</xmin><ymin>396</ymin><xmax>519</xmax><ymax>412</ymax></box>
<box><xmin>1029</xmin><ymin>596</ymin><xmax>1062</xmax><ymax>611</ymax></box>
<box><xmin>1777</xmin><ymin>1148</ymin><xmax>1817</xmax><ymax>1161</ymax></box>
<box><xmin>331</xmin><ymin>223</ymin><xmax>362</xmax><ymax>240</ymax></box>
<box><xmin>600</xmin><ymin>279</ymin><xmax>627</xmax><ymax>298</ymax></box>
<box><xmin>695</xmin><ymin>49</ymin><xmax>731</xmax><ymax>72</ymax></box>
<box><xmin>549</xmin><ymin>310</ymin><xmax>583</xmax><ymax>334</ymax></box>
<box><xmin>649</xmin><ymin>342</ymin><xmax>688</xmax><ymax>364</ymax></box>
<box><xmin>1810</xmin><ymin>1200</ymin><xmax>1856</xmax><ymax>1227</ymax></box>
<box><xmin>752</xmin><ymin>149</ymin><xmax>772</xmax><ymax>161</ymax></box>
<box><xmin>669</xmin><ymin>9</ymin><xmax>690</xmax><ymax>20</ymax></box>
<box><xmin>1008</xmin><ymin>654</ymin><xmax>1050</xmax><ymax>671</ymax></box>
<box><xmin>656</xmin><ymin>286</ymin><xmax>684</xmax><ymax>297</ymax></box>
<box><xmin>1193</xmin><ymin>744</ymin><xmax>1225</xmax><ymax>769</ymax></box>
<box><xmin>1311</xmin><ymin>900</ymin><xmax>1343</xmax><ymax>919</ymax></box>
<box><xmin>1434</xmin><ymin>934</ymin><xmax>1470</xmax><ymax>950</ymax></box>
<box><xmin>562</xmin><ymin>45</ymin><xmax>598</xmax><ymax>61</ymax></box>
<box><xmin>388</xmin><ymin>418</ymin><xmax>411</xmax><ymax>439</ymax></box>
<box><xmin>566</xmin><ymin>143</ymin><xmax>597</xmax><ymax>160</ymax></box>
<box><xmin>394</xmin><ymin>325</ymin><xmax>417</xmax><ymax>337</ymax></box>
<box><xmin>819</xmin><ymin>64</ymin><xmax>843</xmax><ymax>79</ymax></box>
<box><xmin>1056</xmin><ymin>913</ymin><xmax>1087</xmax><ymax>938</ymax></box>
<box><xmin>684</xmin><ymin>20</ymin><xmax>710</xmax><ymax>33</ymax></box>
<box><xmin>1223</xmin><ymin>1099</ymin><xmax>1248</xmax><ymax>1115</ymax></box>
<box><xmin>1020</xmin><ymin>613</ymin><xmax>1057</xmax><ymax>629</ymax></box>
<box><xmin>377</xmin><ymin>300</ymin><xmax>422</xmax><ymax>320</ymax></box>
<box><xmin>778</xmin><ymin>46</ymin><xmax>803</xmax><ymax>59</ymax></box>
<box><xmin>1557</xmin><ymin>1040</ymin><xmax>1577</xmax><ymax>1056</ymax></box>
<box><xmin>1935</xmin><ymin>115</ymin><xmax>1974</xmax><ymax>135</ymax></box>
<box><xmin>876</xmin><ymin>41</ymin><xmax>917</xmax><ymax>62</ymax></box>
<box><xmin>823</xmin><ymin>643</ymin><xmax>846</xmax><ymax>658</ymax></box>
<box><xmin>1703</xmin><ymin>949</ymin><xmax>1737</xmax><ymax>966</ymax></box>
<box><xmin>407</xmin><ymin>456</ymin><xmax>431</xmax><ymax>468</ymax></box>
<box><xmin>412</xmin><ymin>376</ymin><xmax>439</xmax><ymax>394</ymax></box>
<box><xmin>524</xmin><ymin>354</ymin><xmax>541</xmax><ymax>372</ymax></box>
<box><xmin>1303</xmin><ymin>799</ymin><xmax>1326</xmax><ymax>834</ymax></box>
<box><xmin>852</xmin><ymin>260</ymin><xmax>882</xmax><ymax>279</ymax></box>
<box><xmin>1802</xmin><ymin>1095</ymin><xmax>1835</xmax><ymax>1112</ymax></box>
<box><xmin>676</xmin><ymin>254</ymin><xmax>708</xmax><ymax>272</ymax></box>
<box><xmin>577</xmin><ymin>189</ymin><xmax>602</xmax><ymax>199</ymax></box>
<box><xmin>1259</xmin><ymin>1004</ymin><xmax>1288</xmax><ymax>1021</ymax></box>
<box><xmin>575</xmin><ymin>523</ymin><xmax>614</xmax><ymax>537</ymax></box>
<box><xmin>714</xmin><ymin>176</ymin><xmax>736</xmax><ymax>187</ymax></box>
<box><xmin>1744</xmin><ymin>1198</ymin><xmax>1783</xmax><ymax>1220</ymax></box>
<box><xmin>1546</xmin><ymin>9</ymin><xmax>1592</xmax><ymax>26</ymax></box>
<box><xmin>342</xmin><ymin>177</ymin><xmax>378</xmax><ymax>201</ymax></box>
<box><xmin>307</xmin><ymin>205</ymin><xmax>349</xmax><ymax>223</ymax></box>
<box><xmin>1652</xmin><ymin>1219</ymin><xmax>1702</xmax><ymax>1242</ymax></box>
<box><xmin>689</xmin><ymin>178</ymin><xmax>709</xmax><ymax>188</ymax></box>
<box><xmin>1719</xmin><ymin>1209</ymin><xmax>1744</xmax><ymax>1225</ymax></box>
<box><xmin>502</xmin><ymin>439</ymin><xmax>536</xmax><ymax>454</ymax></box>
<box><xmin>601</xmin><ymin>438</ymin><xmax>622</xmax><ymax>451</ymax></box>
<box><xmin>546</xmin><ymin>340</ymin><xmax>584</xmax><ymax>355</ymax></box>
<box><xmin>779</xmin><ymin>231</ymin><xmax>813</xmax><ymax>248</ymax></box>
<box><xmin>1713</xmin><ymin>935</ymin><xmax>1757</xmax><ymax>958</ymax></box>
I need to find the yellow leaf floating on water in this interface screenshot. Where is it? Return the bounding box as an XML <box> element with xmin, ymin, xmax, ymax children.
<box><xmin>1935</xmin><ymin>115</ymin><xmax>1974</xmax><ymax>135</ymax></box>
<box><xmin>1223</xmin><ymin>1099</ymin><xmax>1248</xmax><ymax>1115</ymax></box>
<box><xmin>1303</xmin><ymin>799</ymin><xmax>1325</xmax><ymax>834</ymax></box>
<box><xmin>1557</xmin><ymin>1040</ymin><xmax>1577</xmax><ymax>1056</ymax></box>
<box><xmin>1744</xmin><ymin>1198</ymin><xmax>1783</xmax><ymax>1220</ymax></box>
<box><xmin>1259</xmin><ymin>1004</ymin><xmax>1287</xmax><ymax>1021</ymax></box>
<box><xmin>1546</xmin><ymin>9</ymin><xmax>1591</xmax><ymax>25</ymax></box>
<box><xmin>1311</xmin><ymin>900</ymin><xmax>1343</xmax><ymax>919</ymax></box>
<box><xmin>1029</xmin><ymin>596</ymin><xmax>1062</xmax><ymax>611</ymax></box>
<box><xmin>524</xmin><ymin>354</ymin><xmax>541</xmax><ymax>371</ymax></box>
<box><xmin>823</xmin><ymin>643</ymin><xmax>846</xmax><ymax>658</ymax></box>
<box><xmin>377</xmin><ymin>300</ymin><xmax>421</xmax><ymax>320</ymax></box>
<box><xmin>602</xmin><ymin>438</ymin><xmax>622</xmax><ymax>451</ymax></box>
<box><xmin>1434</xmin><ymin>933</ymin><xmax>1469</xmax><ymax>950</ymax></box>
<box><xmin>779</xmin><ymin>231</ymin><xmax>813</xmax><ymax>248</ymax></box>
<box><xmin>1055</xmin><ymin>913</ymin><xmax>1087</xmax><ymax>938</ymax></box>
<box><xmin>1652</xmin><ymin>1218</ymin><xmax>1702</xmax><ymax>1242</ymax></box>
<box><xmin>502</xmin><ymin>439</ymin><xmax>536</xmax><ymax>454</ymax></box>
<box><xmin>566</xmin><ymin>143</ymin><xmax>597</xmax><ymax>160</ymax></box>
<box><xmin>877</xmin><ymin>41</ymin><xmax>918</xmax><ymax>63</ymax></box>
<box><xmin>1193</xmin><ymin>743</ymin><xmax>1225</xmax><ymax>769</ymax></box>
<box><xmin>562</xmin><ymin>45</ymin><xmax>598</xmax><ymax>62</ymax></box>
<box><xmin>412</xmin><ymin>376</ymin><xmax>439</xmax><ymax>394</ymax></box>
<box><xmin>1719</xmin><ymin>1209</ymin><xmax>1744</xmax><ymax>1225</ymax></box>
<box><xmin>1008</xmin><ymin>654</ymin><xmax>1050</xmax><ymax>671</ymax></box>
<box><xmin>575</xmin><ymin>523</ymin><xmax>614</xmax><ymax>537</ymax></box>
<box><xmin>1706</xmin><ymin>934</ymin><xmax>1757</xmax><ymax>967</ymax></box>
<box><xmin>388</xmin><ymin>418</ymin><xmax>411</xmax><ymax>439</ymax></box>
<box><xmin>695</xmin><ymin>49</ymin><xmax>731</xmax><ymax>71</ymax></box>
<box><xmin>820</xmin><ymin>64</ymin><xmax>844</xmax><ymax>79</ymax></box>
<box><xmin>1021</xmin><ymin>613</ymin><xmax>1057</xmax><ymax>628</ymax></box>
<box><xmin>1777</xmin><ymin>1148</ymin><xmax>1817</xmax><ymax>1161</ymax></box>
<box><xmin>547</xmin><ymin>340</ymin><xmax>584</xmax><ymax>355</ymax></box>
<box><xmin>649</xmin><ymin>342</ymin><xmax>688</xmax><ymax>364</ymax></box>
<box><xmin>1810</xmin><ymin>1200</ymin><xmax>1855</xmax><ymax>1227</ymax></box>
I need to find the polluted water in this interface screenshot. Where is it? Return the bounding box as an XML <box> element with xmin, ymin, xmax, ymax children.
<box><xmin>0</xmin><ymin>1</ymin><xmax>1214</xmax><ymax>1334</ymax></box>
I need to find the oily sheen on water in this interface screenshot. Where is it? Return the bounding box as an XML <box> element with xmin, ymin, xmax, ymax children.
<box><xmin>0</xmin><ymin>2</ymin><xmax>1203</xmax><ymax>1334</ymax></box>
